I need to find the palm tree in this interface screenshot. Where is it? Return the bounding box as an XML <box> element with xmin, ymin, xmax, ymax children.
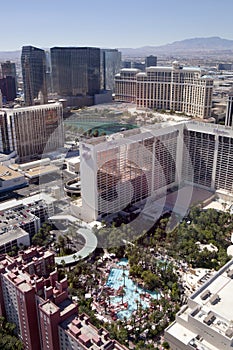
<box><xmin>61</xmin><ymin>259</ymin><xmax>66</xmax><ymax>269</ymax></box>
<box><xmin>122</xmin><ymin>267</ymin><xmax>126</xmax><ymax>287</ymax></box>
<box><xmin>119</xmin><ymin>288</ymin><xmax>125</xmax><ymax>304</ymax></box>
<box><xmin>136</xmin><ymin>299</ymin><xmax>139</xmax><ymax>311</ymax></box>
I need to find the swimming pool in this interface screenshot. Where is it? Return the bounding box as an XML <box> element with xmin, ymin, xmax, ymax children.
<box><xmin>106</xmin><ymin>267</ymin><xmax>159</xmax><ymax>320</ymax></box>
<box><xmin>117</xmin><ymin>258</ymin><xmax>128</xmax><ymax>267</ymax></box>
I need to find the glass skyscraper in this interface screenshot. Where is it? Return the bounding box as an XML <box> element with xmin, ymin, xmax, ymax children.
<box><xmin>50</xmin><ymin>47</ymin><xmax>101</xmax><ymax>96</ymax></box>
<box><xmin>101</xmin><ymin>49</ymin><xmax>121</xmax><ymax>91</ymax></box>
<box><xmin>21</xmin><ymin>46</ymin><xmax>48</xmax><ymax>106</ymax></box>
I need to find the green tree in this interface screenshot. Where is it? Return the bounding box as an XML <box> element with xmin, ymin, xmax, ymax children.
<box><xmin>0</xmin><ymin>317</ymin><xmax>24</xmax><ymax>350</ymax></box>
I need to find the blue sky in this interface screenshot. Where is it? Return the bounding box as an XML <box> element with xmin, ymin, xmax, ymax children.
<box><xmin>2</xmin><ymin>0</ymin><xmax>233</xmax><ymax>50</ymax></box>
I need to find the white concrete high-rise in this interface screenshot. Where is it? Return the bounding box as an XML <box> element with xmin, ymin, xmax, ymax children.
<box><xmin>0</xmin><ymin>102</ymin><xmax>64</xmax><ymax>162</ymax></box>
<box><xmin>79</xmin><ymin>121</ymin><xmax>233</xmax><ymax>222</ymax></box>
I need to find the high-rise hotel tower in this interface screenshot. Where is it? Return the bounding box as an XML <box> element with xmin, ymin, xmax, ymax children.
<box><xmin>0</xmin><ymin>103</ymin><xmax>64</xmax><ymax>162</ymax></box>
<box><xmin>50</xmin><ymin>47</ymin><xmax>101</xmax><ymax>97</ymax></box>
<box><xmin>115</xmin><ymin>61</ymin><xmax>213</xmax><ymax>119</ymax></box>
<box><xmin>21</xmin><ymin>46</ymin><xmax>48</xmax><ymax>106</ymax></box>
<box><xmin>79</xmin><ymin>121</ymin><xmax>233</xmax><ymax>221</ymax></box>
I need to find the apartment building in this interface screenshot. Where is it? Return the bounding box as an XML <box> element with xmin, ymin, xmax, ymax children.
<box><xmin>59</xmin><ymin>314</ymin><xmax>127</xmax><ymax>350</ymax></box>
<box><xmin>0</xmin><ymin>248</ymin><xmax>55</xmax><ymax>349</ymax></box>
<box><xmin>79</xmin><ymin>121</ymin><xmax>233</xmax><ymax>221</ymax></box>
<box><xmin>115</xmin><ymin>61</ymin><xmax>213</xmax><ymax>118</ymax></box>
<box><xmin>0</xmin><ymin>248</ymin><xmax>127</xmax><ymax>350</ymax></box>
<box><xmin>0</xmin><ymin>102</ymin><xmax>64</xmax><ymax>162</ymax></box>
<box><xmin>165</xmin><ymin>259</ymin><xmax>233</xmax><ymax>350</ymax></box>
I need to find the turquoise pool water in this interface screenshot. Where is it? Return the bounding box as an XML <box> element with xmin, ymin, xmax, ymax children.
<box><xmin>106</xmin><ymin>267</ymin><xmax>159</xmax><ymax>320</ymax></box>
<box><xmin>117</xmin><ymin>258</ymin><xmax>128</xmax><ymax>267</ymax></box>
<box><xmin>65</xmin><ymin>121</ymin><xmax>137</xmax><ymax>135</ymax></box>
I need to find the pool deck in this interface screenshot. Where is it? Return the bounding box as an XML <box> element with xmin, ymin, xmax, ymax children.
<box><xmin>106</xmin><ymin>263</ymin><xmax>159</xmax><ymax>319</ymax></box>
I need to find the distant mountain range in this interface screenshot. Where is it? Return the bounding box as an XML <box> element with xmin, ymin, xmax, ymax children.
<box><xmin>1</xmin><ymin>37</ymin><xmax>233</xmax><ymax>61</ymax></box>
<box><xmin>119</xmin><ymin>36</ymin><xmax>233</xmax><ymax>57</ymax></box>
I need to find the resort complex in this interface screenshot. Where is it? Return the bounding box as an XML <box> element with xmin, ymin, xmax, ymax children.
<box><xmin>1</xmin><ymin>33</ymin><xmax>233</xmax><ymax>350</ymax></box>
<box><xmin>115</xmin><ymin>62</ymin><xmax>213</xmax><ymax>119</ymax></box>
<box><xmin>79</xmin><ymin>120</ymin><xmax>233</xmax><ymax>222</ymax></box>
<box><xmin>1</xmin><ymin>102</ymin><xmax>233</xmax><ymax>349</ymax></box>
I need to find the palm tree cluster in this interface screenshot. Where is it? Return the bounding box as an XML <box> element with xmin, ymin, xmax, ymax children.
<box><xmin>0</xmin><ymin>317</ymin><xmax>24</xmax><ymax>350</ymax></box>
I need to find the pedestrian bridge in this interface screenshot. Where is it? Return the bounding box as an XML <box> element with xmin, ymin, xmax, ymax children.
<box><xmin>49</xmin><ymin>214</ymin><xmax>98</xmax><ymax>266</ymax></box>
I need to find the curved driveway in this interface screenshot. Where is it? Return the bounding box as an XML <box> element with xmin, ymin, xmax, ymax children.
<box><xmin>49</xmin><ymin>215</ymin><xmax>97</xmax><ymax>266</ymax></box>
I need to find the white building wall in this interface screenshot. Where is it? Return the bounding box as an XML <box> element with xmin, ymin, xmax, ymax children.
<box><xmin>79</xmin><ymin>143</ymin><xmax>98</xmax><ymax>221</ymax></box>
<box><xmin>115</xmin><ymin>65</ymin><xmax>213</xmax><ymax>118</ymax></box>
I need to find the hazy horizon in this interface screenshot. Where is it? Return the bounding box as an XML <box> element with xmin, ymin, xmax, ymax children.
<box><xmin>1</xmin><ymin>36</ymin><xmax>233</xmax><ymax>53</ymax></box>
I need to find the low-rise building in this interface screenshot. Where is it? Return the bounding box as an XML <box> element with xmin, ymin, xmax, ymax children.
<box><xmin>165</xmin><ymin>259</ymin><xmax>233</xmax><ymax>350</ymax></box>
<box><xmin>10</xmin><ymin>158</ymin><xmax>60</xmax><ymax>182</ymax></box>
<box><xmin>0</xmin><ymin>193</ymin><xmax>56</xmax><ymax>243</ymax></box>
<box><xmin>0</xmin><ymin>227</ymin><xmax>30</xmax><ymax>254</ymax></box>
<box><xmin>65</xmin><ymin>156</ymin><xmax>80</xmax><ymax>174</ymax></box>
<box><xmin>0</xmin><ymin>164</ymin><xmax>28</xmax><ymax>192</ymax></box>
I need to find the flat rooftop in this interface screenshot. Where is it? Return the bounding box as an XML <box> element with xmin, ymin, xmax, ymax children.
<box><xmin>0</xmin><ymin>165</ymin><xmax>24</xmax><ymax>181</ymax></box>
<box><xmin>192</xmin><ymin>268</ymin><xmax>233</xmax><ymax>321</ymax></box>
<box><xmin>40</xmin><ymin>300</ymin><xmax>59</xmax><ymax>315</ymax></box>
<box><xmin>24</xmin><ymin>164</ymin><xmax>59</xmax><ymax>179</ymax></box>
<box><xmin>17</xmin><ymin>281</ymin><xmax>33</xmax><ymax>293</ymax></box>
<box><xmin>82</xmin><ymin>121</ymin><xmax>233</xmax><ymax>154</ymax></box>
<box><xmin>0</xmin><ymin>102</ymin><xmax>61</xmax><ymax>113</ymax></box>
<box><xmin>166</xmin><ymin>321</ymin><xmax>196</xmax><ymax>346</ymax></box>
<box><xmin>0</xmin><ymin>195</ymin><xmax>54</xmax><ymax>233</ymax></box>
<box><xmin>0</xmin><ymin>206</ymin><xmax>36</xmax><ymax>233</ymax></box>
<box><xmin>66</xmin><ymin>156</ymin><xmax>80</xmax><ymax>164</ymax></box>
<box><xmin>0</xmin><ymin>193</ymin><xmax>56</xmax><ymax>212</ymax></box>
<box><xmin>166</xmin><ymin>320</ymin><xmax>220</xmax><ymax>350</ymax></box>
<box><xmin>0</xmin><ymin>228</ymin><xmax>29</xmax><ymax>246</ymax></box>
<box><xmin>169</xmin><ymin>260</ymin><xmax>233</xmax><ymax>344</ymax></box>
